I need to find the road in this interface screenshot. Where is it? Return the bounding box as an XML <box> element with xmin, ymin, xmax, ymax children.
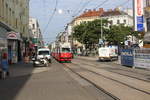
<box><xmin>0</xmin><ymin>59</ymin><xmax>114</xmax><ymax>100</ymax></box>
<box><xmin>64</xmin><ymin>57</ymin><xmax>150</xmax><ymax>100</ymax></box>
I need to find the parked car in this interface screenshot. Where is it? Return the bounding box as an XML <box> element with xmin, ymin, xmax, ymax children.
<box><xmin>37</xmin><ymin>48</ymin><xmax>51</xmax><ymax>63</ymax></box>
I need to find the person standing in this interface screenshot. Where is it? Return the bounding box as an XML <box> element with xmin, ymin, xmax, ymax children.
<box><xmin>1</xmin><ymin>52</ymin><xmax>9</xmax><ymax>79</ymax></box>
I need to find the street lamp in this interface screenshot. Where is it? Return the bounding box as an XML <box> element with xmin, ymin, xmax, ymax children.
<box><xmin>99</xmin><ymin>18</ymin><xmax>104</xmax><ymax>47</ymax></box>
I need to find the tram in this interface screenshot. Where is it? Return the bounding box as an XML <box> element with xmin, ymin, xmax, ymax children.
<box><xmin>52</xmin><ymin>42</ymin><xmax>73</xmax><ymax>62</ymax></box>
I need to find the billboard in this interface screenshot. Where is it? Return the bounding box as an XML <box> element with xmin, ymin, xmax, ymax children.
<box><xmin>134</xmin><ymin>0</ymin><xmax>144</xmax><ymax>31</ymax></box>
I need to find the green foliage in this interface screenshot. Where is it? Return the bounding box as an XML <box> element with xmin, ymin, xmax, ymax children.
<box><xmin>105</xmin><ymin>25</ymin><xmax>132</xmax><ymax>44</ymax></box>
<box><xmin>73</xmin><ymin>19</ymin><xmax>142</xmax><ymax>46</ymax></box>
<box><xmin>73</xmin><ymin>19</ymin><xmax>108</xmax><ymax>45</ymax></box>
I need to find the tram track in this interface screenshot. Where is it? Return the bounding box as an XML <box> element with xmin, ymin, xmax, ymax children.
<box><xmin>79</xmin><ymin>61</ymin><xmax>150</xmax><ymax>83</ymax></box>
<box><xmin>75</xmin><ymin>58</ymin><xmax>150</xmax><ymax>82</ymax></box>
<box><xmin>71</xmin><ymin>62</ymin><xmax>150</xmax><ymax>95</ymax></box>
<box><xmin>77</xmin><ymin>57</ymin><xmax>150</xmax><ymax>77</ymax></box>
<box><xmin>63</xmin><ymin>64</ymin><xmax>120</xmax><ymax>100</ymax></box>
<box><xmin>64</xmin><ymin>62</ymin><xmax>150</xmax><ymax>100</ymax></box>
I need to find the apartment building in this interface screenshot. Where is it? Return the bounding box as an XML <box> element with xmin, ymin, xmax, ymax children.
<box><xmin>0</xmin><ymin>0</ymin><xmax>29</xmax><ymax>63</ymax></box>
<box><xmin>72</xmin><ymin>8</ymin><xmax>104</xmax><ymax>26</ymax></box>
<box><xmin>144</xmin><ymin>0</ymin><xmax>150</xmax><ymax>47</ymax></box>
<box><xmin>29</xmin><ymin>18</ymin><xmax>44</xmax><ymax>47</ymax></box>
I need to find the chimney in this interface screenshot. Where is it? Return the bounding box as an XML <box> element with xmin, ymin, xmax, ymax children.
<box><xmin>93</xmin><ymin>9</ymin><xmax>96</xmax><ymax>12</ymax></box>
<box><xmin>108</xmin><ymin>9</ymin><xmax>113</xmax><ymax>12</ymax></box>
<box><xmin>114</xmin><ymin>7</ymin><xmax>120</xmax><ymax>11</ymax></box>
<box><xmin>88</xmin><ymin>9</ymin><xmax>92</xmax><ymax>12</ymax></box>
<box><xmin>99</xmin><ymin>8</ymin><xmax>104</xmax><ymax>12</ymax></box>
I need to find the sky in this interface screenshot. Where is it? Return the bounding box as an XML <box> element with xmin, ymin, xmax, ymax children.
<box><xmin>30</xmin><ymin>0</ymin><xmax>132</xmax><ymax>44</ymax></box>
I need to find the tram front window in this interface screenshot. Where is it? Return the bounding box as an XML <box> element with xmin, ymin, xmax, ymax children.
<box><xmin>62</xmin><ymin>48</ymin><xmax>71</xmax><ymax>53</ymax></box>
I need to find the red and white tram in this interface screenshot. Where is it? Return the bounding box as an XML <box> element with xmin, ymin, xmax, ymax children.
<box><xmin>52</xmin><ymin>42</ymin><xmax>73</xmax><ymax>62</ymax></box>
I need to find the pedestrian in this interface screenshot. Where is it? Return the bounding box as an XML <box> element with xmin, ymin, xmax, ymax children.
<box><xmin>1</xmin><ymin>52</ymin><xmax>9</xmax><ymax>79</ymax></box>
<box><xmin>24</xmin><ymin>53</ymin><xmax>29</xmax><ymax>63</ymax></box>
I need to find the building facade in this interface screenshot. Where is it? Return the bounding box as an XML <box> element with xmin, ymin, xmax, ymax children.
<box><xmin>0</xmin><ymin>0</ymin><xmax>29</xmax><ymax>64</ymax></box>
<box><xmin>29</xmin><ymin>18</ymin><xmax>44</xmax><ymax>48</ymax></box>
<box><xmin>72</xmin><ymin>8</ymin><xmax>104</xmax><ymax>26</ymax></box>
<box><xmin>101</xmin><ymin>9</ymin><xmax>133</xmax><ymax>27</ymax></box>
<box><xmin>144</xmin><ymin>0</ymin><xmax>150</xmax><ymax>47</ymax></box>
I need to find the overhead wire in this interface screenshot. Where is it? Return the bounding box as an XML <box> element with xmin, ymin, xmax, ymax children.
<box><xmin>116</xmin><ymin>0</ymin><xmax>130</xmax><ymax>8</ymax></box>
<box><xmin>43</xmin><ymin>0</ymin><xmax>58</xmax><ymax>34</ymax></box>
<box><xmin>95</xmin><ymin>0</ymin><xmax>110</xmax><ymax>9</ymax></box>
<box><xmin>72</xmin><ymin>0</ymin><xmax>93</xmax><ymax>18</ymax></box>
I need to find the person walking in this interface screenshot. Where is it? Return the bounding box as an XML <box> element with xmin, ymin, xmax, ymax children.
<box><xmin>1</xmin><ymin>52</ymin><xmax>9</xmax><ymax>79</ymax></box>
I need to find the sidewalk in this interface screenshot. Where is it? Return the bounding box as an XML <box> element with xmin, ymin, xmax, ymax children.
<box><xmin>9</xmin><ymin>62</ymin><xmax>50</xmax><ymax>78</ymax></box>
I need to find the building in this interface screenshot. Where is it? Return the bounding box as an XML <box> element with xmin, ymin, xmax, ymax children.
<box><xmin>72</xmin><ymin>8</ymin><xmax>104</xmax><ymax>26</ymax></box>
<box><xmin>101</xmin><ymin>8</ymin><xmax>133</xmax><ymax>27</ymax></box>
<box><xmin>29</xmin><ymin>18</ymin><xmax>44</xmax><ymax>48</ymax></box>
<box><xmin>0</xmin><ymin>0</ymin><xmax>29</xmax><ymax>64</ymax></box>
<box><xmin>69</xmin><ymin>8</ymin><xmax>104</xmax><ymax>54</ymax></box>
<box><xmin>144</xmin><ymin>0</ymin><xmax>150</xmax><ymax>48</ymax></box>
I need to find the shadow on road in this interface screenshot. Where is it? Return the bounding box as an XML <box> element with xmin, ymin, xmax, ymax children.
<box><xmin>0</xmin><ymin>62</ymin><xmax>34</xmax><ymax>100</ymax></box>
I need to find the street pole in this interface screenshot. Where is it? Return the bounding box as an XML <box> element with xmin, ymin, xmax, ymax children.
<box><xmin>101</xmin><ymin>18</ymin><xmax>103</xmax><ymax>39</ymax></box>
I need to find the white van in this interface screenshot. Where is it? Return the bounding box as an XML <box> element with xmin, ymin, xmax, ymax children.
<box><xmin>37</xmin><ymin>48</ymin><xmax>51</xmax><ymax>63</ymax></box>
<box><xmin>98</xmin><ymin>46</ymin><xmax>118</xmax><ymax>61</ymax></box>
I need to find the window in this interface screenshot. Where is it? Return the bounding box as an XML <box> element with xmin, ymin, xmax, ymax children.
<box><xmin>38</xmin><ymin>51</ymin><xmax>50</xmax><ymax>55</ymax></box>
<box><xmin>32</xmin><ymin>24</ymin><xmax>35</xmax><ymax>29</ymax></box>
<box><xmin>62</xmin><ymin>48</ymin><xmax>71</xmax><ymax>53</ymax></box>
<box><xmin>117</xmin><ymin>20</ymin><xmax>120</xmax><ymax>24</ymax></box>
<box><xmin>124</xmin><ymin>20</ymin><xmax>126</xmax><ymax>24</ymax></box>
<box><xmin>109</xmin><ymin>20</ymin><xmax>113</xmax><ymax>25</ymax></box>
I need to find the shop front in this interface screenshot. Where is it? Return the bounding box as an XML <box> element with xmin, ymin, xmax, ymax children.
<box><xmin>0</xmin><ymin>38</ymin><xmax>8</xmax><ymax>67</ymax></box>
<box><xmin>7</xmin><ymin>32</ymin><xmax>22</xmax><ymax>64</ymax></box>
<box><xmin>0</xmin><ymin>26</ymin><xmax>8</xmax><ymax>67</ymax></box>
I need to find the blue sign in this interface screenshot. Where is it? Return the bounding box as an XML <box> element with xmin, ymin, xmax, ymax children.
<box><xmin>121</xmin><ymin>49</ymin><xmax>134</xmax><ymax>66</ymax></box>
<box><xmin>137</xmin><ymin>16</ymin><xmax>144</xmax><ymax>31</ymax></box>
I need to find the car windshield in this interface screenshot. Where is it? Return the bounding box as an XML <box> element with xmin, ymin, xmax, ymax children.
<box><xmin>62</xmin><ymin>48</ymin><xmax>71</xmax><ymax>53</ymax></box>
<box><xmin>38</xmin><ymin>51</ymin><xmax>50</xmax><ymax>55</ymax></box>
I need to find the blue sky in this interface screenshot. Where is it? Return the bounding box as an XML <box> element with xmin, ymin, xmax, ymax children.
<box><xmin>30</xmin><ymin>0</ymin><xmax>132</xmax><ymax>43</ymax></box>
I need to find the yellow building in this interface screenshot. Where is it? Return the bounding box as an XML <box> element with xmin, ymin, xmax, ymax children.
<box><xmin>0</xmin><ymin>0</ymin><xmax>29</xmax><ymax>63</ymax></box>
<box><xmin>0</xmin><ymin>0</ymin><xmax>29</xmax><ymax>38</ymax></box>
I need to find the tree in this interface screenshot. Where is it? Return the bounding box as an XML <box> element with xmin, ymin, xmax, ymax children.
<box><xmin>105</xmin><ymin>25</ymin><xmax>132</xmax><ymax>45</ymax></box>
<box><xmin>73</xmin><ymin>19</ymin><xmax>109</xmax><ymax>46</ymax></box>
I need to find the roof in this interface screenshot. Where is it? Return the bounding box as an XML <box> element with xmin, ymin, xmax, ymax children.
<box><xmin>101</xmin><ymin>9</ymin><xmax>128</xmax><ymax>17</ymax></box>
<box><xmin>78</xmin><ymin>8</ymin><xmax>104</xmax><ymax>18</ymax></box>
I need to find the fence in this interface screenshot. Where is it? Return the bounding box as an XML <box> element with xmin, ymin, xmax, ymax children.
<box><xmin>134</xmin><ymin>48</ymin><xmax>150</xmax><ymax>69</ymax></box>
<box><xmin>121</xmin><ymin>48</ymin><xmax>150</xmax><ymax>69</ymax></box>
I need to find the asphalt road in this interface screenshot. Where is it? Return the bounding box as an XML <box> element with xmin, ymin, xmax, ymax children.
<box><xmin>64</xmin><ymin>57</ymin><xmax>150</xmax><ymax>100</ymax></box>
<box><xmin>0</xmin><ymin>59</ymin><xmax>113</xmax><ymax>100</ymax></box>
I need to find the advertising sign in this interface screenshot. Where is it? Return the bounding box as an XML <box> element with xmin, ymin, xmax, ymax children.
<box><xmin>134</xmin><ymin>0</ymin><xmax>144</xmax><ymax>31</ymax></box>
<box><xmin>121</xmin><ymin>49</ymin><xmax>134</xmax><ymax>67</ymax></box>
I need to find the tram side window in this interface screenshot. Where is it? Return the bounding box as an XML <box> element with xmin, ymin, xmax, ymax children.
<box><xmin>62</xmin><ymin>48</ymin><xmax>70</xmax><ymax>53</ymax></box>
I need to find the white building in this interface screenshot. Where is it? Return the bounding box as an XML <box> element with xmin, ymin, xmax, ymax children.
<box><xmin>29</xmin><ymin>18</ymin><xmax>43</xmax><ymax>47</ymax></box>
<box><xmin>101</xmin><ymin>9</ymin><xmax>133</xmax><ymax>27</ymax></box>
